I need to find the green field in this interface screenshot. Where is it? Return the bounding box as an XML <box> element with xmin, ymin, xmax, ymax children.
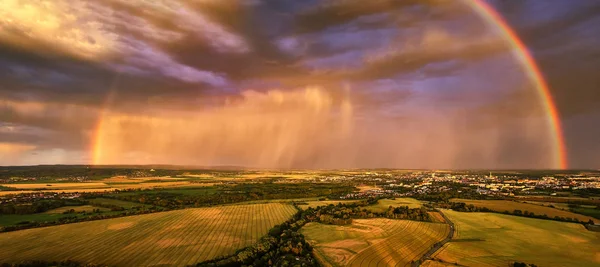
<box><xmin>523</xmin><ymin>201</ymin><xmax>600</xmax><ymax>220</ymax></box>
<box><xmin>302</xmin><ymin>218</ymin><xmax>449</xmax><ymax>266</ymax></box>
<box><xmin>364</xmin><ymin>198</ymin><xmax>423</xmax><ymax>213</ymax></box>
<box><xmin>433</xmin><ymin>210</ymin><xmax>600</xmax><ymax>267</ymax></box>
<box><xmin>0</xmin><ymin>213</ymin><xmax>75</xmax><ymax>227</ymax></box>
<box><xmin>0</xmin><ymin>203</ymin><xmax>297</xmax><ymax>266</ymax></box>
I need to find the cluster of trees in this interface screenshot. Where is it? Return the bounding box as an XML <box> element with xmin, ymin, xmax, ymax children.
<box><xmin>86</xmin><ymin>201</ymin><xmax>127</xmax><ymax>211</ymax></box>
<box><xmin>437</xmin><ymin>202</ymin><xmax>492</xmax><ymax>212</ymax></box>
<box><xmin>307</xmin><ymin>200</ymin><xmax>432</xmax><ymax>225</ymax></box>
<box><xmin>512</xmin><ymin>262</ymin><xmax>538</xmax><ymax>267</ymax></box>
<box><xmin>0</xmin><ymin>199</ymin><xmax>87</xmax><ymax>215</ymax></box>
<box><xmin>413</xmin><ymin>188</ymin><xmax>492</xmax><ymax>202</ymax></box>
<box><xmin>110</xmin><ymin>183</ymin><xmax>356</xmax><ymax>210</ymax></box>
<box><xmin>196</xmin><ymin>210</ymin><xmax>318</xmax><ymax>267</ymax></box>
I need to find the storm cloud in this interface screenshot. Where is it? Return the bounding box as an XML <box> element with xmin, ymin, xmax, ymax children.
<box><xmin>0</xmin><ymin>0</ymin><xmax>598</xmax><ymax>168</ymax></box>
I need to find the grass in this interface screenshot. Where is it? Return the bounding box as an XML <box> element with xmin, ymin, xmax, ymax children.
<box><xmin>451</xmin><ymin>199</ymin><xmax>598</xmax><ymax>223</ymax></box>
<box><xmin>0</xmin><ymin>203</ymin><xmax>297</xmax><ymax>266</ymax></box>
<box><xmin>301</xmin><ymin>218</ymin><xmax>449</xmax><ymax>267</ymax></box>
<box><xmin>364</xmin><ymin>198</ymin><xmax>423</xmax><ymax>213</ymax></box>
<box><xmin>570</xmin><ymin>206</ymin><xmax>600</xmax><ymax>219</ymax></box>
<box><xmin>433</xmin><ymin>210</ymin><xmax>600</xmax><ymax>267</ymax></box>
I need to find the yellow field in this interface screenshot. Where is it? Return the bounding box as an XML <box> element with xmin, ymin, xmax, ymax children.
<box><xmin>365</xmin><ymin>198</ymin><xmax>423</xmax><ymax>213</ymax></box>
<box><xmin>433</xmin><ymin>210</ymin><xmax>600</xmax><ymax>267</ymax></box>
<box><xmin>421</xmin><ymin>260</ymin><xmax>455</xmax><ymax>267</ymax></box>
<box><xmin>102</xmin><ymin>176</ymin><xmax>189</xmax><ymax>183</ymax></box>
<box><xmin>428</xmin><ymin>211</ymin><xmax>446</xmax><ymax>223</ymax></box>
<box><xmin>0</xmin><ymin>203</ymin><xmax>297</xmax><ymax>266</ymax></box>
<box><xmin>44</xmin><ymin>205</ymin><xmax>109</xmax><ymax>214</ymax></box>
<box><xmin>297</xmin><ymin>200</ymin><xmax>361</xmax><ymax>210</ymax></box>
<box><xmin>451</xmin><ymin>199</ymin><xmax>597</xmax><ymax>223</ymax></box>
<box><xmin>0</xmin><ymin>180</ymin><xmax>211</xmax><ymax>196</ymax></box>
<box><xmin>356</xmin><ymin>185</ymin><xmax>382</xmax><ymax>192</ymax></box>
<box><xmin>1</xmin><ymin>183</ymin><xmax>110</xmax><ymax>189</ymax></box>
<box><xmin>302</xmin><ymin>218</ymin><xmax>449</xmax><ymax>267</ymax></box>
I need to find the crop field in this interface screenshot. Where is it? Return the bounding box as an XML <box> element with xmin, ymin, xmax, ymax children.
<box><xmin>365</xmin><ymin>198</ymin><xmax>423</xmax><ymax>213</ymax></box>
<box><xmin>433</xmin><ymin>210</ymin><xmax>600</xmax><ymax>267</ymax></box>
<box><xmin>44</xmin><ymin>205</ymin><xmax>109</xmax><ymax>214</ymax></box>
<box><xmin>451</xmin><ymin>199</ymin><xmax>597</xmax><ymax>223</ymax></box>
<box><xmin>428</xmin><ymin>211</ymin><xmax>446</xmax><ymax>223</ymax></box>
<box><xmin>0</xmin><ymin>203</ymin><xmax>297</xmax><ymax>266</ymax></box>
<box><xmin>522</xmin><ymin>201</ymin><xmax>600</xmax><ymax>219</ymax></box>
<box><xmin>0</xmin><ymin>182</ymin><xmax>110</xmax><ymax>189</ymax></box>
<box><xmin>101</xmin><ymin>176</ymin><xmax>190</xmax><ymax>184</ymax></box>
<box><xmin>356</xmin><ymin>185</ymin><xmax>382</xmax><ymax>192</ymax></box>
<box><xmin>0</xmin><ymin>181</ymin><xmax>203</xmax><ymax>196</ymax></box>
<box><xmin>297</xmin><ymin>200</ymin><xmax>361</xmax><ymax>210</ymax></box>
<box><xmin>301</xmin><ymin>218</ymin><xmax>449</xmax><ymax>266</ymax></box>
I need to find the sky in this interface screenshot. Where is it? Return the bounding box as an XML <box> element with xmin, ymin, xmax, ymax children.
<box><xmin>0</xmin><ymin>0</ymin><xmax>598</xmax><ymax>169</ymax></box>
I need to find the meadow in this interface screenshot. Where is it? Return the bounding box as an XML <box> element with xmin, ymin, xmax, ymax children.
<box><xmin>451</xmin><ymin>198</ymin><xmax>598</xmax><ymax>223</ymax></box>
<box><xmin>0</xmin><ymin>203</ymin><xmax>297</xmax><ymax>266</ymax></box>
<box><xmin>364</xmin><ymin>198</ymin><xmax>423</xmax><ymax>213</ymax></box>
<box><xmin>301</xmin><ymin>218</ymin><xmax>449</xmax><ymax>266</ymax></box>
<box><xmin>432</xmin><ymin>210</ymin><xmax>600</xmax><ymax>267</ymax></box>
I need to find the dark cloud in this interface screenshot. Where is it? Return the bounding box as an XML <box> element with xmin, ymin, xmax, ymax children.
<box><xmin>0</xmin><ymin>0</ymin><xmax>598</xmax><ymax>167</ymax></box>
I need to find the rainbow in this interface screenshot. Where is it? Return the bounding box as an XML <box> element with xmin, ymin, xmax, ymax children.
<box><xmin>91</xmin><ymin>1</ymin><xmax>568</xmax><ymax>169</ymax></box>
<box><xmin>464</xmin><ymin>0</ymin><xmax>568</xmax><ymax>169</ymax></box>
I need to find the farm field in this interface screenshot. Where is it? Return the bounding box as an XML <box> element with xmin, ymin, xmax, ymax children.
<box><xmin>1</xmin><ymin>182</ymin><xmax>110</xmax><ymax>189</ymax></box>
<box><xmin>0</xmin><ymin>180</ymin><xmax>209</xmax><ymax>196</ymax></box>
<box><xmin>433</xmin><ymin>210</ymin><xmax>600</xmax><ymax>267</ymax></box>
<box><xmin>297</xmin><ymin>200</ymin><xmax>361</xmax><ymax>210</ymax></box>
<box><xmin>0</xmin><ymin>203</ymin><xmax>297</xmax><ymax>266</ymax></box>
<box><xmin>44</xmin><ymin>205</ymin><xmax>109</xmax><ymax>214</ymax></box>
<box><xmin>364</xmin><ymin>198</ymin><xmax>423</xmax><ymax>213</ymax></box>
<box><xmin>451</xmin><ymin>199</ymin><xmax>598</xmax><ymax>223</ymax></box>
<box><xmin>301</xmin><ymin>218</ymin><xmax>449</xmax><ymax>266</ymax></box>
<box><xmin>356</xmin><ymin>185</ymin><xmax>382</xmax><ymax>192</ymax></box>
<box><xmin>522</xmin><ymin>201</ymin><xmax>600</xmax><ymax>219</ymax></box>
<box><xmin>428</xmin><ymin>211</ymin><xmax>446</xmax><ymax>223</ymax></box>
